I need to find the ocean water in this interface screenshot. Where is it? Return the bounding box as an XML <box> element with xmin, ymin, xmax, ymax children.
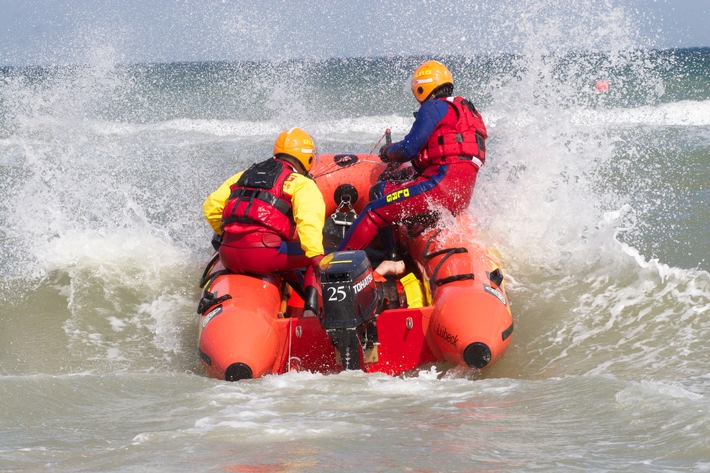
<box><xmin>1</xmin><ymin>8</ymin><xmax>709</xmax><ymax>473</ymax></box>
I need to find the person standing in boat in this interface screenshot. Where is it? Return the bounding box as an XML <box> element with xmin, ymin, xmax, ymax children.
<box><xmin>338</xmin><ymin>60</ymin><xmax>487</xmax><ymax>251</ymax></box>
<box><xmin>203</xmin><ymin>127</ymin><xmax>325</xmax><ymax>316</ymax></box>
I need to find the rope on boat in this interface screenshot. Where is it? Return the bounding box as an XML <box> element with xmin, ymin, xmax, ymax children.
<box><xmin>309</xmin><ymin>155</ymin><xmax>382</xmax><ymax>179</ymax></box>
<box><xmin>309</xmin><ymin>129</ymin><xmax>390</xmax><ymax>179</ymax></box>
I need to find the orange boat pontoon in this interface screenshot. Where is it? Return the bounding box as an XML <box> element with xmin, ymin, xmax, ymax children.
<box><xmin>196</xmin><ymin>152</ymin><xmax>513</xmax><ymax>381</ymax></box>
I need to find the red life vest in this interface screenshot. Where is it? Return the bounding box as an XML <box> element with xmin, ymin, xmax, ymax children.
<box><xmin>415</xmin><ymin>96</ymin><xmax>487</xmax><ymax>170</ymax></box>
<box><xmin>221</xmin><ymin>158</ymin><xmax>296</xmax><ymax>240</ymax></box>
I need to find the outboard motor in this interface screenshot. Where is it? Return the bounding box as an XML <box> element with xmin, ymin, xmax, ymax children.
<box><xmin>318</xmin><ymin>250</ymin><xmax>382</xmax><ymax>370</ymax></box>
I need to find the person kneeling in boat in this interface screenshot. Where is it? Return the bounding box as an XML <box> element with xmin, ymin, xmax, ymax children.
<box><xmin>339</xmin><ymin>60</ymin><xmax>487</xmax><ymax>251</ymax></box>
<box><xmin>203</xmin><ymin>127</ymin><xmax>326</xmax><ymax>317</ymax></box>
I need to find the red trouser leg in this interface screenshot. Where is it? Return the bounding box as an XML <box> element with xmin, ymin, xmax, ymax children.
<box><xmin>219</xmin><ymin>243</ymin><xmax>315</xmax><ymax>284</ymax></box>
<box><xmin>339</xmin><ymin>163</ymin><xmax>478</xmax><ymax>251</ymax></box>
<box><xmin>338</xmin><ymin>209</ymin><xmax>390</xmax><ymax>251</ymax></box>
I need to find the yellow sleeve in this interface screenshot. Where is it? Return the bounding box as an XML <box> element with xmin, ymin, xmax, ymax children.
<box><xmin>203</xmin><ymin>171</ymin><xmax>243</xmax><ymax>234</ymax></box>
<box><xmin>284</xmin><ymin>174</ymin><xmax>326</xmax><ymax>258</ymax></box>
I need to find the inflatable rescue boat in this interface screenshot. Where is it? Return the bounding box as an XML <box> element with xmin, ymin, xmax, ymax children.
<box><xmin>196</xmin><ymin>151</ymin><xmax>514</xmax><ymax>381</ymax></box>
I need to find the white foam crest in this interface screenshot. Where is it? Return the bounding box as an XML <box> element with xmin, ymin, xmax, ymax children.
<box><xmin>77</xmin><ymin>114</ymin><xmax>415</xmax><ymax>145</ymax></box>
<box><xmin>615</xmin><ymin>381</ymin><xmax>706</xmax><ymax>418</ymax></box>
<box><xmin>83</xmin><ymin>118</ymin><xmax>279</xmax><ymax>139</ymax></box>
<box><xmin>29</xmin><ymin>228</ymin><xmax>201</xmax><ymax>372</ymax></box>
<box><xmin>179</xmin><ymin>371</ymin><xmax>523</xmax><ymax>440</ymax></box>
<box><xmin>311</xmin><ymin>115</ymin><xmax>412</xmax><ymax>138</ymax></box>
<box><xmin>154</xmin><ymin>119</ymin><xmax>275</xmax><ymax>138</ymax></box>
<box><xmin>183</xmin><ymin>373</ymin><xmax>367</xmax><ymax>439</ymax></box>
<box><xmin>37</xmin><ymin>228</ymin><xmax>188</xmax><ymax>281</ymax></box>
<box><xmin>529</xmin><ymin>225</ymin><xmax>710</xmax><ymax>381</ymax></box>
<box><xmin>137</xmin><ymin>292</ymin><xmax>195</xmax><ymax>356</ymax></box>
<box><xmin>574</xmin><ymin>100</ymin><xmax>710</xmax><ymax>127</ymax></box>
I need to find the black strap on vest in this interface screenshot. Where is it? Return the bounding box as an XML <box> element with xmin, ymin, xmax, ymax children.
<box><xmin>476</xmin><ymin>130</ymin><xmax>486</xmax><ymax>153</ymax></box>
<box><xmin>222</xmin><ymin>158</ymin><xmax>294</xmax><ymax>226</ymax></box>
<box><xmin>461</xmin><ymin>98</ymin><xmax>479</xmax><ymax>117</ymax></box>
<box><xmin>227</xmin><ymin>188</ymin><xmax>292</xmax><ymax>215</ymax></box>
<box><xmin>437</xmin><ymin>134</ymin><xmax>469</xmax><ymax>145</ymax></box>
<box><xmin>237</xmin><ymin>158</ymin><xmax>281</xmax><ymax>189</ymax></box>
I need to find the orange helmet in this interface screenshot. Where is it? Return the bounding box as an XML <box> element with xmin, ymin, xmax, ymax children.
<box><xmin>273</xmin><ymin>127</ymin><xmax>317</xmax><ymax>172</ymax></box>
<box><xmin>410</xmin><ymin>60</ymin><xmax>454</xmax><ymax>103</ymax></box>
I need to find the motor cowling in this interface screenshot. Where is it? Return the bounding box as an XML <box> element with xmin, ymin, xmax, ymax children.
<box><xmin>319</xmin><ymin>250</ymin><xmax>381</xmax><ymax>330</ymax></box>
<box><xmin>318</xmin><ymin>250</ymin><xmax>382</xmax><ymax>370</ymax></box>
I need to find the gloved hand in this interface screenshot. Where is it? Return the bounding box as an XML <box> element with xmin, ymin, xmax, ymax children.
<box><xmin>379</xmin><ymin>164</ymin><xmax>417</xmax><ymax>182</ymax></box>
<box><xmin>310</xmin><ymin>254</ymin><xmax>324</xmax><ymax>267</ymax></box>
<box><xmin>379</xmin><ymin>144</ymin><xmax>392</xmax><ymax>163</ymax></box>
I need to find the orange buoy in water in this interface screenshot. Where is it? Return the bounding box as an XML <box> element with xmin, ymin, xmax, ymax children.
<box><xmin>595</xmin><ymin>80</ymin><xmax>610</xmax><ymax>92</ymax></box>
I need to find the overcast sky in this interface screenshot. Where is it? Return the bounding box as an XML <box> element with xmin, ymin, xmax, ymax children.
<box><xmin>1</xmin><ymin>0</ymin><xmax>708</xmax><ymax>66</ymax></box>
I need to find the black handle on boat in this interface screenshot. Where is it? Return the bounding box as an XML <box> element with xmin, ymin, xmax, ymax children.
<box><xmin>369</xmin><ymin>129</ymin><xmax>392</xmax><ymax>155</ymax></box>
<box><xmin>377</xmin><ymin>128</ymin><xmax>402</xmax><ymax>180</ymax></box>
